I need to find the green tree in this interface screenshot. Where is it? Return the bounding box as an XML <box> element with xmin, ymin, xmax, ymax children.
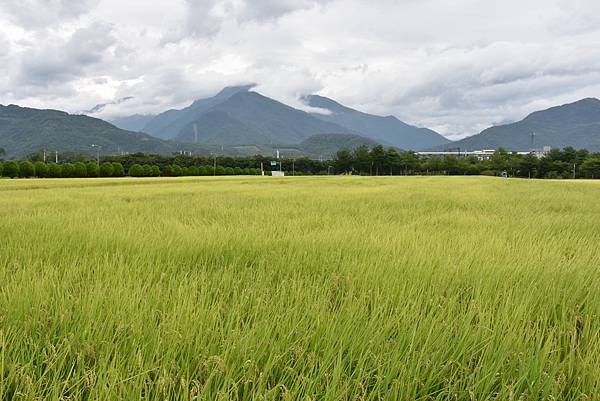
<box><xmin>370</xmin><ymin>145</ymin><xmax>386</xmax><ymax>175</ymax></box>
<box><xmin>112</xmin><ymin>163</ymin><xmax>125</xmax><ymax>177</ymax></box>
<box><xmin>128</xmin><ymin>164</ymin><xmax>144</xmax><ymax>177</ymax></box>
<box><xmin>0</xmin><ymin>162</ymin><xmax>3</xmax><ymax>177</ymax></box>
<box><xmin>73</xmin><ymin>162</ymin><xmax>88</xmax><ymax>178</ymax></box>
<box><xmin>352</xmin><ymin>145</ymin><xmax>371</xmax><ymax>175</ymax></box>
<box><xmin>142</xmin><ymin>164</ymin><xmax>153</xmax><ymax>177</ymax></box>
<box><xmin>225</xmin><ymin>167</ymin><xmax>234</xmax><ymax>175</ymax></box>
<box><xmin>215</xmin><ymin>166</ymin><xmax>226</xmax><ymax>175</ymax></box>
<box><xmin>61</xmin><ymin>163</ymin><xmax>75</xmax><ymax>178</ymax></box>
<box><xmin>86</xmin><ymin>162</ymin><xmax>99</xmax><ymax>177</ymax></box>
<box><xmin>99</xmin><ymin>162</ymin><xmax>115</xmax><ymax>177</ymax></box>
<box><xmin>33</xmin><ymin>162</ymin><xmax>48</xmax><ymax>178</ymax></box>
<box><xmin>172</xmin><ymin>165</ymin><xmax>183</xmax><ymax>177</ymax></box>
<box><xmin>198</xmin><ymin>166</ymin><xmax>209</xmax><ymax>176</ymax></box>
<box><xmin>581</xmin><ymin>156</ymin><xmax>600</xmax><ymax>179</ymax></box>
<box><xmin>151</xmin><ymin>165</ymin><xmax>161</xmax><ymax>177</ymax></box>
<box><xmin>334</xmin><ymin>148</ymin><xmax>353</xmax><ymax>174</ymax></box>
<box><xmin>47</xmin><ymin>163</ymin><xmax>62</xmax><ymax>178</ymax></box>
<box><xmin>19</xmin><ymin>161</ymin><xmax>35</xmax><ymax>178</ymax></box>
<box><xmin>4</xmin><ymin>161</ymin><xmax>19</xmax><ymax>178</ymax></box>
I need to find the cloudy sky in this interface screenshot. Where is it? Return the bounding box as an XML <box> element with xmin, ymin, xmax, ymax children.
<box><xmin>1</xmin><ymin>0</ymin><xmax>599</xmax><ymax>139</ymax></box>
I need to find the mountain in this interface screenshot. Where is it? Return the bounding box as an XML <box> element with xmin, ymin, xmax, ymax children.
<box><xmin>109</xmin><ymin>114</ymin><xmax>156</xmax><ymax>132</ymax></box>
<box><xmin>174</xmin><ymin>91</ymin><xmax>353</xmax><ymax>145</ymax></box>
<box><xmin>0</xmin><ymin>104</ymin><xmax>184</xmax><ymax>158</ymax></box>
<box><xmin>304</xmin><ymin>95</ymin><xmax>451</xmax><ymax>150</ymax></box>
<box><xmin>141</xmin><ymin>85</ymin><xmax>256</xmax><ymax>139</ymax></box>
<box><xmin>299</xmin><ymin>133</ymin><xmax>378</xmax><ymax>159</ymax></box>
<box><xmin>444</xmin><ymin>98</ymin><xmax>600</xmax><ymax>151</ymax></box>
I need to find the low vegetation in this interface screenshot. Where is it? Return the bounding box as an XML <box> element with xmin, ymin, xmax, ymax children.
<box><xmin>1</xmin><ymin>176</ymin><xmax>600</xmax><ymax>400</ymax></box>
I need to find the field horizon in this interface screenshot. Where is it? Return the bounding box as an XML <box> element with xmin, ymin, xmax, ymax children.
<box><xmin>2</xmin><ymin>176</ymin><xmax>600</xmax><ymax>400</ymax></box>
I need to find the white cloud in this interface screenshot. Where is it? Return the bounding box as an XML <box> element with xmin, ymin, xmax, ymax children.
<box><xmin>1</xmin><ymin>0</ymin><xmax>599</xmax><ymax>137</ymax></box>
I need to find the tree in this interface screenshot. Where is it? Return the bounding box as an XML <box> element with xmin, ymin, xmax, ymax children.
<box><xmin>581</xmin><ymin>156</ymin><xmax>600</xmax><ymax>179</ymax></box>
<box><xmin>128</xmin><ymin>164</ymin><xmax>144</xmax><ymax>177</ymax></box>
<box><xmin>215</xmin><ymin>166</ymin><xmax>226</xmax><ymax>175</ymax></box>
<box><xmin>19</xmin><ymin>161</ymin><xmax>35</xmax><ymax>178</ymax></box>
<box><xmin>0</xmin><ymin>162</ymin><xmax>3</xmax><ymax>177</ymax></box>
<box><xmin>47</xmin><ymin>163</ymin><xmax>62</xmax><ymax>178</ymax></box>
<box><xmin>73</xmin><ymin>162</ymin><xmax>87</xmax><ymax>178</ymax></box>
<box><xmin>112</xmin><ymin>163</ymin><xmax>125</xmax><ymax>177</ymax></box>
<box><xmin>333</xmin><ymin>148</ymin><xmax>353</xmax><ymax>174</ymax></box>
<box><xmin>233</xmin><ymin>167</ymin><xmax>242</xmax><ymax>175</ymax></box>
<box><xmin>352</xmin><ymin>145</ymin><xmax>371</xmax><ymax>175</ymax></box>
<box><xmin>61</xmin><ymin>163</ymin><xmax>75</xmax><ymax>178</ymax></box>
<box><xmin>86</xmin><ymin>162</ymin><xmax>99</xmax><ymax>177</ymax></box>
<box><xmin>34</xmin><ymin>162</ymin><xmax>49</xmax><ymax>178</ymax></box>
<box><xmin>370</xmin><ymin>145</ymin><xmax>386</xmax><ymax>175</ymax></box>
<box><xmin>142</xmin><ymin>164</ymin><xmax>153</xmax><ymax>177</ymax></box>
<box><xmin>151</xmin><ymin>165</ymin><xmax>161</xmax><ymax>177</ymax></box>
<box><xmin>171</xmin><ymin>165</ymin><xmax>183</xmax><ymax>176</ymax></box>
<box><xmin>3</xmin><ymin>161</ymin><xmax>19</xmax><ymax>178</ymax></box>
<box><xmin>99</xmin><ymin>162</ymin><xmax>114</xmax><ymax>177</ymax></box>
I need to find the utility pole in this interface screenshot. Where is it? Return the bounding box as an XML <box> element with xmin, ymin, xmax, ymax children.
<box><xmin>55</xmin><ymin>151</ymin><xmax>58</xmax><ymax>163</ymax></box>
<box><xmin>292</xmin><ymin>159</ymin><xmax>295</xmax><ymax>176</ymax></box>
<box><xmin>213</xmin><ymin>153</ymin><xmax>217</xmax><ymax>176</ymax></box>
<box><xmin>91</xmin><ymin>144</ymin><xmax>101</xmax><ymax>166</ymax></box>
<box><xmin>573</xmin><ymin>163</ymin><xmax>576</xmax><ymax>180</ymax></box>
<box><xmin>43</xmin><ymin>149</ymin><xmax>46</xmax><ymax>163</ymax></box>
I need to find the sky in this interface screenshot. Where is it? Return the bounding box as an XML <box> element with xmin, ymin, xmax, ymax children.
<box><xmin>1</xmin><ymin>0</ymin><xmax>600</xmax><ymax>139</ymax></box>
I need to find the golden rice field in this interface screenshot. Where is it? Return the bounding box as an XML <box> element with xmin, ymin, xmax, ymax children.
<box><xmin>1</xmin><ymin>176</ymin><xmax>600</xmax><ymax>400</ymax></box>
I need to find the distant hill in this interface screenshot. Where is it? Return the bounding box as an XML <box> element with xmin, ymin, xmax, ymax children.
<box><xmin>444</xmin><ymin>98</ymin><xmax>600</xmax><ymax>151</ymax></box>
<box><xmin>304</xmin><ymin>95</ymin><xmax>450</xmax><ymax>150</ymax></box>
<box><xmin>0</xmin><ymin>104</ymin><xmax>182</xmax><ymax>158</ymax></box>
<box><xmin>109</xmin><ymin>114</ymin><xmax>156</xmax><ymax>132</ymax></box>
<box><xmin>173</xmin><ymin>91</ymin><xmax>354</xmax><ymax>145</ymax></box>
<box><xmin>299</xmin><ymin>133</ymin><xmax>378</xmax><ymax>159</ymax></box>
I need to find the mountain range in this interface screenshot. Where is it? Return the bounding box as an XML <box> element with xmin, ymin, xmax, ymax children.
<box><xmin>2</xmin><ymin>86</ymin><xmax>600</xmax><ymax>159</ymax></box>
<box><xmin>435</xmin><ymin>98</ymin><xmax>600</xmax><ymax>151</ymax></box>
<box><xmin>110</xmin><ymin>85</ymin><xmax>450</xmax><ymax>150</ymax></box>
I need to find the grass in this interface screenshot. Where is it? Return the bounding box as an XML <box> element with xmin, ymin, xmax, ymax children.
<box><xmin>1</xmin><ymin>176</ymin><xmax>600</xmax><ymax>400</ymax></box>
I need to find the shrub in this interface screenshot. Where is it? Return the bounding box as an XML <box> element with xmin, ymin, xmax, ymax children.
<box><xmin>233</xmin><ymin>167</ymin><xmax>243</xmax><ymax>175</ymax></box>
<box><xmin>242</xmin><ymin>168</ymin><xmax>250</xmax><ymax>175</ymax></box>
<box><xmin>33</xmin><ymin>162</ymin><xmax>48</xmax><ymax>178</ymax></box>
<box><xmin>99</xmin><ymin>162</ymin><xmax>115</xmax><ymax>177</ymax></box>
<box><xmin>3</xmin><ymin>161</ymin><xmax>19</xmax><ymax>178</ymax></box>
<box><xmin>142</xmin><ymin>164</ymin><xmax>153</xmax><ymax>177</ymax></box>
<box><xmin>61</xmin><ymin>163</ymin><xmax>75</xmax><ymax>178</ymax></box>
<box><xmin>47</xmin><ymin>163</ymin><xmax>62</xmax><ymax>178</ymax></box>
<box><xmin>112</xmin><ymin>163</ymin><xmax>125</xmax><ymax>177</ymax></box>
<box><xmin>0</xmin><ymin>162</ymin><xmax>3</xmax><ymax>177</ymax></box>
<box><xmin>86</xmin><ymin>162</ymin><xmax>99</xmax><ymax>177</ymax></box>
<box><xmin>171</xmin><ymin>165</ymin><xmax>183</xmax><ymax>177</ymax></box>
<box><xmin>225</xmin><ymin>167</ymin><xmax>234</xmax><ymax>175</ymax></box>
<box><xmin>128</xmin><ymin>164</ymin><xmax>144</xmax><ymax>177</ymax></box>
<box><xmin>188</xmin><ymin>166</ymin><xmax>200</xmax><ymax>176</ymax></box>
<box><xmin>198</xmin><ymin>166</ymin><xmax>209</xmax><ymax>176</ymax></box>
<box><xmin>19</xmin><ymin>161</ymin><xmax>35</xmax><ymax>178</ymax></box>
<box><xmin>151</xmin><ymin>165</ymin><xmax>161</xmax><ymax>177</ymax></box>
<box><xmin>215</xmin><ymin>166</ymin><xmax>225</xmax><ymax>176</ymax></box>
<box><xmin>73</xmin><ymin>162</ymin><xmax>87</xmax><ymax>178</ymax></box>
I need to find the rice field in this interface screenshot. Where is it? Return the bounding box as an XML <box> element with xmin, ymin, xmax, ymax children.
<box><xmin>1</xmin><ymin>176</ymin><xmax>600</xmax><ymax>400</ymax></box>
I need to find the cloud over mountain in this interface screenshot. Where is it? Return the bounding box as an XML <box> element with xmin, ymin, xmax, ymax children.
<box><xmin>1</xmin><ymin>0</ymin><xmax>599</xmax><ymax>138</ymax></box>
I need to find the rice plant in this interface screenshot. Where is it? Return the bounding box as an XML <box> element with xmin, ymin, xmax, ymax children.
<box><xmin>1</xmin><ymin>176</ymin><xmax>599</xmax><ymax>400</ymax></box>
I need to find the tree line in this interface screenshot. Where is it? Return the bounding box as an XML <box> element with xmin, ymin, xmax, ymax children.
<box><xmin>2</xmin><ymin>145</ymin><xmax>600</xmax><ymax>179</ymax></box>
<box><xmin>0</xmin><ymin>160</ymin><xmax>263</xmax><ymax>179</ymax></box>
<box><xmin>333</xmin><ymin>145</ymin><xmax>600</xmax><ymax>179</ymax></box>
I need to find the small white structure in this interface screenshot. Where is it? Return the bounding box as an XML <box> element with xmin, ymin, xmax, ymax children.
<box><xmin>271</xmin><ymin>171</ymin><xmax>285</xmax><ymax>177</ymax></box>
